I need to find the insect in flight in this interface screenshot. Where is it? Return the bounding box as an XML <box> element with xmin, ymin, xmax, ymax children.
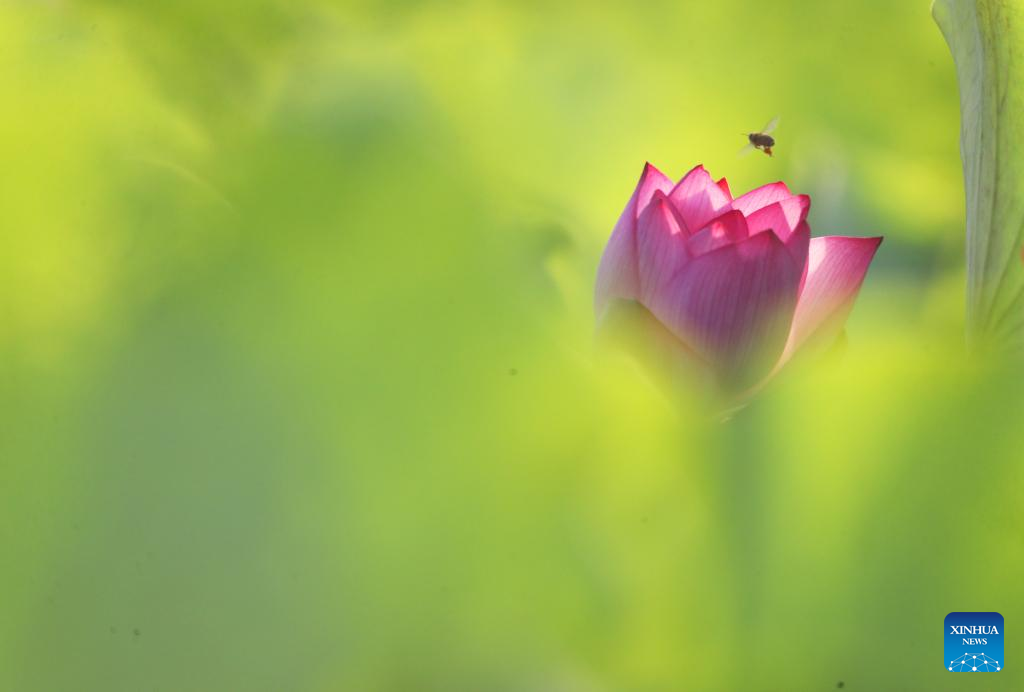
<box><xmin>740</xmin><ymin>116</ymin><xmax>780</xmax><ymax>157</ymax></box>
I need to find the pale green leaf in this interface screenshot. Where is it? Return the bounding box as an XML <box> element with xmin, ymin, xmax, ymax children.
<box><xmin>933</xmin><ymin>0</ymin><xmax>1024</xmax><ymax>349</ymax></box>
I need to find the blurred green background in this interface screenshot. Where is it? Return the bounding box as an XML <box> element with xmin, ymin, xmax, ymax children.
<box><xmin>1</xmin><ymin>1</ymin><xmax>1020</xmax><ymax>690</ymax></box>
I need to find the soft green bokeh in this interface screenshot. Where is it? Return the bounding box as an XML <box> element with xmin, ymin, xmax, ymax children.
<box><xmin>0</xmin><ymin>1</ymin><xmax>1019</xmax><ymax>690</ymax></box>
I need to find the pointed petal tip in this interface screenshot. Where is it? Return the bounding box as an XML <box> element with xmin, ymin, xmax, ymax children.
<box><xmin>638</xmin><ymin>161</ymin><xmax>674</xmax><ymax>186</ymax></box>
<box><xmin>780</xmin><ymin>234</ymin><xmax>884</xmax><ymax>362</ymax></box>
<box><xmin>715</xmin><ymin>208</ymin><xmax>747</xmax><ymax>224</ymax></box>
<box><xmin>670</xmin><ymin>165</ymin><xmax>731</xmax><ymax>231</ymax></box>
<box><xmin>861</xmin><ymin>235</ymin><xmax>884</xmax><ymax>259</ymax></box>
<box><xmin>640</xmin><ymin>161</ymin><xmax>663</xmax><ymax>178</ymax></box>
<box><xmin>731</xmin><ymin>181</ymin><xmax>796</xmax><ymax>216</ymax></box>
<box><xmin>681</xmin><ymin>163</ymin><xmax>710</xmax><ymax>179</ymax></box>
<box><xmin>745</xmin><ymin>222</ymin><xmax>787</xmax><ymax>252</ymax></box>
<box><xmin>827</xmin><ymin>234</ymin><xmax>884</xmax><ymax>250</ymax></box>
<box><xmin>765</xmin><ymin>181</ymin><xmax>794</xmax><ymax>201</ymax></box>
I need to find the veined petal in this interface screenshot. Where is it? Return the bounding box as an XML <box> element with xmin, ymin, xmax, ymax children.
<box><xmin>650</xmin><ymin>230</ymin><xmax>802</xmax><ymax>391</ymax></box>
<box><xmin>781</xmin><ymin>236</ymin><xmax>883</xmax><ymax>361</ymax></box>
<box><xmin>595</xmin><ymin>163</ymin><xmax>674</xmax><ymax>316</ymax></box>
<box><xmin>731</xmin><ymin>181</ymin><xmax>793</xmax><ymax>216</ymax></box>
<box><xmin>716</xmin><ymin>177</ymin><xmax>732</xmax><ymax>200</ymax></box>
<box><xmin>786</xmin><ymin>220</ymin><xmax>811</xmax><ymax>283</ymax></box>
<box><xmin>685</xmin><ymin>210</ymin><xmax>749</xmax><ymax>257</ymax></box>
<box><xmin>745</xmin><ymin>195</ymin><xmax>811</xmax><ymax>242</ymax></box>
<box><xmin>632</xmin><ymin>162</ymin><xmax>676</xmax><ymax>218</ymax></box>
<box><xmin>668</xmin><ymin>165</ymin><xmax>731</xmax><ymax>231</ymax></box>
<box><xmin>637</xmin><ymin>191</ymin><xmax>689</xmax><ymax>305</ymax></box>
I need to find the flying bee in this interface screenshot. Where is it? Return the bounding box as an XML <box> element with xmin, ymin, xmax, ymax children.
<box><xmin>740</xmin><ymin>116</ymin><xmax>780</xmax><ymax>157</ymax></box>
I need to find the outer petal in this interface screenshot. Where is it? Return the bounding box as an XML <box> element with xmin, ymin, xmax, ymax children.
<box><xmin>685</xmin><ymin>210</ymin><xmax>749</xmax><ymax>257</ymax></box>
<box><xmin>649</xmin><ymin>230</ymin><xmax>802</xmax><ymax>391</ymax></box>
<box><xmin>780</xmin><ymin>236</ymin><xmax>883</xmax><ymax>362</ymax></box>
<box><xmin>715</xmin><ymin>177</ymin><xmax>732</xmax><ymax>200</ymax></box>
<box><xmin>636</xmin><ymin>191</ymin><xmax>689</xmax><ymax>305</ymax></box>
<box><xmin>668</xmin><ymin>165</ymin><xmax>731</xmax><ymax>231</ymax></box>
<box><xmin>731</xmin><ymin>181</ymin><xmax>793</xmax><ymax>216</ymax></box>
<box><xmin>594</xmin><ymin>163</ymin><xmax>673</xmax><ymax>316</ymax></box>
<box><xmin>596</xmin><ymin>299</ymin><xmax>715</xmax><ymax>395</ymax></box>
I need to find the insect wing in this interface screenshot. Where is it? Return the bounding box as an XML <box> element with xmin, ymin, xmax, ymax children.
<box><xmin>760</xmin><ymin>115</ymin><xmax>780</xmax><ymax>135</ymax></box>
<box><xmin>738</xmin><ymin>141</ymin><xmax>756</xmax><ymax>157</ymax></box>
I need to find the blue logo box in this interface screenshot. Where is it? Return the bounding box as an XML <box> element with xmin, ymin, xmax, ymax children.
<box><xmin>945</xmin><ymin>612</ymin><xmax>1003</xmax><ymax>672</ymax></box>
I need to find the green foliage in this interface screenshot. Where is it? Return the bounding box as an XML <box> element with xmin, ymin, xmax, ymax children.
<box><xmin>934</xmin><ymin>0</ymin><xmax>1024</xmax><ymax>349</ymax></box>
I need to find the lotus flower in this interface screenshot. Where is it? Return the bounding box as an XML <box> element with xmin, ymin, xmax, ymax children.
<box><xmin>595</xmin><ymin>163</ymin><xmax>882</xmax><ymax>395</ymax></box>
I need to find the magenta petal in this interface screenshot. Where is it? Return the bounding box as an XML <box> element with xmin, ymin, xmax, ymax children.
<box><xmin>716</xmin><ymin>177</ymin><xmax>732</xmax><ymax>200</ymax></box>
<box><xmin>745</xmin><ymin>195</ymin><xmax>810</xmax><ymax>242</ymax></box>
<box><xmin>685</xmin><ymin>210</ymin><xmax>750</xmax><ymax>257</ymax></box>
<box><xmin>668</xmin><ymin>165</ymin><xmax>731</xmax><ymax>231</ymax></box>
<box><xmin>785</xmin><ymin>220</ymin><xmax>811</xmax><ymax>283</ymax></box>
<box><xmin>631</xmin><ymin>162</ymin><xmax>676</xmax><ymax>218</ymax></box>
<box><xmin>594</xmin><ymin>163</ymin><xmax>674</xmax><ymax>316</ymax></box>
<box><xmin>731</xmin><ymin>181</ymin><xmax>793</xmax><ymax>216</ymax></box>
<box><xmin>650</xmin><ymin>231</ymin><xmax>802</xmax><ymax>390</ymax></box>
<box><xmin>782</xmin><ymin>235</ymin><xmax>883</xmax><ymax>360</ymax></box>
<box><xmin>745</xmin><ymin>197</ymin><xmax>811</xmax><ymax>284</ymax></box>
<box><xmin>636</xmin><ymin>191</ymin><xmax>689</xmax><ymax>305</ymax></box>
<box><xmin>779</xmin><ymin>194</ymin><xmax>811</xmax><ymax>232</ymax></box>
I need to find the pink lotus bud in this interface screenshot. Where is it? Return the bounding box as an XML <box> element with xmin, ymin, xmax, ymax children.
<box><xmin>595</xmin><ymin>163</ymin><xmax>882</xmax><ymax>394</ymax></box>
